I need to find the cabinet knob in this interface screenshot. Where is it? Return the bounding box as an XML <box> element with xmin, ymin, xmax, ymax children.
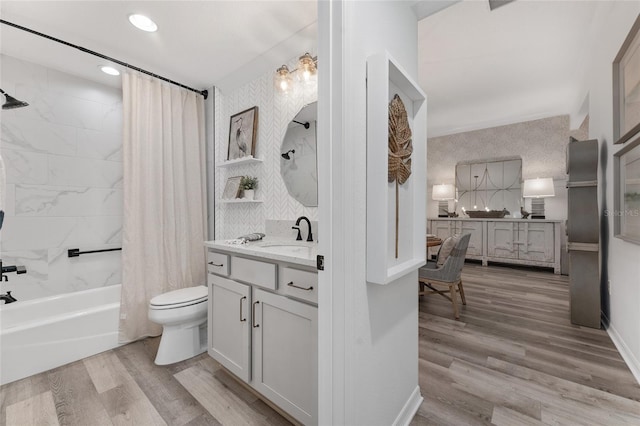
<box><xmin>239</xmin><ymin>296</ymin><xmax>247</xmax><ymax>322</ymax></box>
<box><xmin>209</xmin><ymin>262</ymin><xmax>224</xmax><ymax>267</ymax></box>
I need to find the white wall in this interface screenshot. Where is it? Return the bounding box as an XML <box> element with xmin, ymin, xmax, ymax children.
<box><xmin>318</xmin><ymin>1</ymin><xmax>423</xmax><ymax>424</ymax></box>
<box><xmin>213</xmin><ymin>54</ymin><xmax>318</xmax><ymax>240</ymax></box>
<box><xmin>585</xmin><ymin>3</ymin><xmax>640</xmax><ymax>383</ymax></box>
<box><xmin>0</xmin><ymin>54</ymin><xmax>123</xmax><ymax>302</ymax></box>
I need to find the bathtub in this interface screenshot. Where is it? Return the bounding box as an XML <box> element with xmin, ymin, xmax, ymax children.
<box><xmin>0</xmin><ymin>284</ymin><xmax>123</xmax><ymax>385</ymax></box>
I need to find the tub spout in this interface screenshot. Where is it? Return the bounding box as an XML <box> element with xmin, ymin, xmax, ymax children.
<box><xmin>0</xmin><ymin>291</ymin><xmax>17</xmax><ymax>304</ymax></box>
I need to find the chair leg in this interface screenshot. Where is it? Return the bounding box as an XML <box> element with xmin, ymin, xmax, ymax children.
<box><xmin>458</xmin><ymin>280</ymin><xmax>466</xmax><ymax>305</ymax></box>
<box><xmin>449</xmin><ymin>284</ymin><xmax>459</xmax><ymax>319</ymax></box>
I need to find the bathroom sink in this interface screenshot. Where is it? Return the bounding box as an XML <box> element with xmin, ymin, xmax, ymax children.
<box><xmin>252</xmin><ymin>241</ymin><xmax>315</xmax><ymax>257</ymax></box>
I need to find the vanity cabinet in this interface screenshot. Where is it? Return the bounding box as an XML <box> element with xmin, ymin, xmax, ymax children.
<box><xmin>428</xmin><ymin>218</ymin><xmax>561</xmax><ymax>273</ymax></box>
<box><xmin>206</xmin><ymin>248</ymin><xmax>318</xmax><ymax>425</ymax></box>
<box><xmin>208</xmin><ymin>275</ymin><xmax>250</xmax><ymax>381</ymax></box>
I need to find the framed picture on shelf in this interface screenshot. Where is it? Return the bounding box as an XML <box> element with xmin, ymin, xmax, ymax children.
<box><xmin>614</xmin><ymin>135</ymin><xmax>640</xmax><ymax>244</ymax></box>
<box><xmin>613</xmin><ymin>15</ymin><xmax>640</xmax><ymax>145</ymax></box>
<box><xmin>228</xmin><ymin>106</ymin><xmax>259</xmax><ymax>160</ymax></box>
<box><xmin>222</xmin><ymin>176</ymin><xmax>243</xmax><ymax>200</ymax></box>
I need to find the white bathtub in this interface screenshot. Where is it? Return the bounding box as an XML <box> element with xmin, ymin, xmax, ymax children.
<box><xmin>0</xmin><ymin>284</ymin><xmax>123</xmax><ymax>385</ymax></box>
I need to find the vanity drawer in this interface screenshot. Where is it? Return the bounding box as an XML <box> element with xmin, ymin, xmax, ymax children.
<box><xmin>280</xmin><ymin>267</ymin><xmax>317</xmax><ymax>304</ymax></box>
<box><xmin>207</xmin><ymin>251</ymin><xmax>229</xmax><ymax>277</ymax></box>
<box><xmin>231</xmin><ymin>256</ymin><xmax>277</xmax><ymax>290</ymax></box>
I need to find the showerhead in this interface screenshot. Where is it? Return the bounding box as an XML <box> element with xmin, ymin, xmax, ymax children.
<box><xmin>281</xmin><ymin>149</ymin><xmax>295</xmax><ymax>160</ymax></box>
<box><xmin>0</xmin><ymin>89</ymin><xmax>29</xmax><ymax>110</ymax></box>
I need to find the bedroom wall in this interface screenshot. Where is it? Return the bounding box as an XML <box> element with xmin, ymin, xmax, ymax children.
<box><xmin>0</xmin><ymin>54</ymin><xmax>123</xmax><ymax>301</ymax></box>
<box><xmin>427</xmin><ymin>114</ymin><xmax>589</xmax><ymax>220</ymax></box>
<box><xmin>213</xmin><ymin>54</ymin><xmax>317</xmax><ymax>240</ymax></box>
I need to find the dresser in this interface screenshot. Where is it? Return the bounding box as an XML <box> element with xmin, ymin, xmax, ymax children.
<box><xmin>427</xmin><ymin>218</ymin><xmax>562</xmax><ymax>274</ymax></box>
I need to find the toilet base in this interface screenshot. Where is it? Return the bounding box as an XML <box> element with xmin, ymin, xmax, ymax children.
<box><xmin>154</xmin><ymin>320</ymin><xmax>207</xmax><ymax>365</ymax></box>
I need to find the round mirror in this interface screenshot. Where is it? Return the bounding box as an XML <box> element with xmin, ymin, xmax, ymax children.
<box><xmin>280</xmin><ymin>102</ymin><xmax>318</xmax><ymax>207</ymax></box>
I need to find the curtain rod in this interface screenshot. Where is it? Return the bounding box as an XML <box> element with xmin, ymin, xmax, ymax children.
<box><xmin>0</xmin><ymin>19</ymin><xmax>208</xmax><ymax>99</ymax></box>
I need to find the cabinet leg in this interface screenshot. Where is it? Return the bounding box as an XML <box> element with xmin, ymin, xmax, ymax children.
<box><xmin>482</xmin><ymin>259</ymin><xmax>488</xmax><ymax>267</ymax></box>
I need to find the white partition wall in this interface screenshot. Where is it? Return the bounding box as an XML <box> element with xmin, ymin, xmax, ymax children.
<box><xmin>317</xmin><ymin>1</ymin><xmax>426</xmax><ymax>424</ymax></box>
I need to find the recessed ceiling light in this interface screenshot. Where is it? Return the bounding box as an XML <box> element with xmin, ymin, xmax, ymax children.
<box><xmin>100</xmin><ymin>66</ymin><xmax>120</xmax><ymax>76</ymax></box>
<box><xmin>128</xmin><ymin>14</ymin><xmax>158</xmax><ymax>32</ymax></box>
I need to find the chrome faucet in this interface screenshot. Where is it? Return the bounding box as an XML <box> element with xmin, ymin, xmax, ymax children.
<box><xmin>292</xmin><ymin>216</ymin><xmax>314</xmax><ymax>242</ymax></box>
<box><xmin>0</xmin><ymin>291</ymin><xmax>17</xmax><ymax>304</ymax></box>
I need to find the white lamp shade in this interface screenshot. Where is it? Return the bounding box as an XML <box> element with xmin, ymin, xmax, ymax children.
<box><xmin>523</xmin><ymin>178</ymin><xmax>555</xmax><ymax>198</ymax></box>
<box><xmin>432</xmin><ymin>184</ymin><xmax>455</xmax><ymax>200</ymax></box>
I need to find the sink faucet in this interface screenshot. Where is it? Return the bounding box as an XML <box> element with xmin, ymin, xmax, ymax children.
<box><xmin>292</xmin><ymin>216</ymin><xmax>314</xmax><ymax>242</ymax></box>
<box><xmin>0</xmin><ymin>291</ymin><xmax>17</xmax><ymax>304</ymax></box>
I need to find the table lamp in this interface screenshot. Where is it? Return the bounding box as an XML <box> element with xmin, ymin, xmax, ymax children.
<box><xmin>432</xmin><ymin>184</ymin><xmax>456</xmax><ymax>217</ymax></box>
<box><xmin>523</xmin><ymin>178</ymin><xmax>555</xmax><ymax>219</ymax></box>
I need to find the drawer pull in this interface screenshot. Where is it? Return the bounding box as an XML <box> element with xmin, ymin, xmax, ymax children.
<box><xmin>208</xmin><ymin>262</ymin><xmax>224</xmax><ymax>267</ymax></box>
<box><xmin>252</xmin><ymin>301</ymin><xmax>260</xmax><ymax>328</ymax></box>
<box><xmin>239</xmin><ymin>296</ymin><xmax>247</xmax><ymax>322</ymax></box>
<box><xmin>287</xmin><ymin>281</ymin><xmax>314</xmax><ymax>291</ymax></box>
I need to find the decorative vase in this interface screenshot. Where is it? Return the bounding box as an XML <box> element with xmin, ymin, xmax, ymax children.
<box><xmin>243</xmin><ymin>189</ymin><xmax>255</xmax><ymax>200</ymax></box>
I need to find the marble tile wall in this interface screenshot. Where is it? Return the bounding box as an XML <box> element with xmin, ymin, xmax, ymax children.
<box><xmin>214</xmin><ymin>52</ymin><xmax>318</xmax><ymax>240</ymax></box>
<box><xmin>1</xmin><ymin>54</ymin><xmax>123</xmax><ymax>302</ymax></box>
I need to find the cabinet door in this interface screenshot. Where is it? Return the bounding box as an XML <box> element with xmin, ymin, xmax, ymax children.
<box><xmin>487</xmin><ymin>221</ymin><xmax>518</xmax><ymax>259</ymax></box>
<box><xmin>252</xmin><ymin>288</ymin><xmax>318</xmax><ymax>425</ymax></box>
<box><xmin>208</xmin><ymin>274</ymin><xmax>251</xmax><ymax>382</ymax></box>
<box><xmin>518</xmin><ymin>222</ymin><xmax>554</xmax><ymax>262</ymax></box>
<box><xmin>456</xmin><ymin>220</ymin><xmax>483</xmax><ymax>256</ymax></box>
<box><xmin>430</xmin><ymin>220</ymin><xmax>456</xmax><ymax>240</ymax></box>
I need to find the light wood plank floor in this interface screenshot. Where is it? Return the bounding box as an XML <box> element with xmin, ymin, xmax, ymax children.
<box><xmin>411</xmin><ymin>262</ymin><xmax>640</xmax><ymax>425</ymax></box>
<box><xmin>2</xmin><ymin>263</ymin><xmax>639</xmax><ymax>425</ymax></box>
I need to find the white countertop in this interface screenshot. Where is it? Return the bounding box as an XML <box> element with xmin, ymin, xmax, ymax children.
<box><xmin>204</xmin><ymin>238</ymin><xmax>317</xmax><ymax>268</ymax></box>
<box><xmin>428</xmin><ymin>217</ymin><xmax>564</xmax><ymax>223</ymax></box>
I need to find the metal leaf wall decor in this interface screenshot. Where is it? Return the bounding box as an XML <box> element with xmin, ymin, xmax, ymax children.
<box><xmin>388</xmin><ymin>94</ymin><xmax>412</xmax><ymax>258</ymax></box>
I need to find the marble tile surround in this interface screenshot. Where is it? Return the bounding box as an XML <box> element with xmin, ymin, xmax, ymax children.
<box><xmin>1</xmin><ymin>54</ymin><xmax>123</xmax><ymax>302</ymax></box>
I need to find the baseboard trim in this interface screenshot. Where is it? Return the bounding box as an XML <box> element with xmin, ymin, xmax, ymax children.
<box><xmin>392</xmin><ymin>385</ymin><xmax>423</xmax><ymax>426</ymax></box>
<box><xmin>604</xmin><ymin>316</ymin><xmax>640</xmax><ymax>386</ymax></box>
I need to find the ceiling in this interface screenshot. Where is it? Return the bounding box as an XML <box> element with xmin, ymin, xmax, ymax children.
<box><xmin>418</xmin><ymin>0</ymin><xmax>603</xmax><ymax>137</ymax></box>
<box><xmin>0</xmin><ymin>1</ymin><xmax>317</xmax><ymax>93</ymax></box>
<box><xmin>1</xmin><ymin>1</ymin><xmax>607</xmax><ymax>137</ymax></box>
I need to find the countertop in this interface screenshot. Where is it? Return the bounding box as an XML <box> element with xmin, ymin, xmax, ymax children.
<box><xmin>204</xmin><ymin>238</ymin><xmax>317</xmax><ymax>268</ymax></box>
<box><xmin>428</xmin><ymin>217</ymin><xmax>564</xmax><ymax>223</ymax></box>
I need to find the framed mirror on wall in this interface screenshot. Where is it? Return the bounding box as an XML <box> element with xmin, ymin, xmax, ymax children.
<box><xmin>280</xmin><ymin>102</ymin><xmax>318</xmax><ymax>207</ymax></box>
<box><xmin>614</xmin><ymin>136</ymin><xmax>640</xmax><ymax>244</ymax></box>
<box><xmin>455</xmin><ymin>157</ymin><xmax>523</xmax><ymax>216</ymax></box>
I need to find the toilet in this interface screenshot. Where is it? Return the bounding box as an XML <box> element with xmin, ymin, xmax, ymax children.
<box><xmin>148</xmin><ymin>285</ymin><xmax>208</xmax><ymax>365</ymax></box>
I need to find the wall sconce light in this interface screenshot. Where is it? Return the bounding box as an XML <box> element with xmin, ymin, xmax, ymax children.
<box><xmin>274</xmin><ymin>53</ymin><xmax>318</xmax><ymax>94</ymax></box>
<box><xmin>432</xmin><ymin>184</ymin><xmax>456</xmax><ymax>217</ymax></box>
<box><xmin>523</xmin><ymin>177</ymin><xmax>555</xmax><ymax>219</ymax></box>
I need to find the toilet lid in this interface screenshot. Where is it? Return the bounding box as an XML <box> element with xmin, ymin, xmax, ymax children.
<box><xmin>150</xmin><ymin>286</ymin><xmax>208</xmax><ymax>308</ymax></box>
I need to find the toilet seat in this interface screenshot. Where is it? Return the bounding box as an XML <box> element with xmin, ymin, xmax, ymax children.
<box><xmin>150</xmin><ymin>286</ymin><xmax>207</xmax><ymax>310</ymax></box>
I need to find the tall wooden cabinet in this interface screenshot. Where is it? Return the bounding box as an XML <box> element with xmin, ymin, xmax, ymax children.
<box><xmin>428</xmin><ymin>218</ymin><xmax>561</xmax><ymax>273</ymax></box>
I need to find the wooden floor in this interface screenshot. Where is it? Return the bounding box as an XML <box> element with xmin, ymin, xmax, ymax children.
<box><xmin>1</xmin><ymin>263</ymin><xmax>639</xmax><ymax>425</ymax></box>
<box><xmin>411</xmin><ymin>262</ymin><xmax>640</xmax><ymax>425</ymax></box>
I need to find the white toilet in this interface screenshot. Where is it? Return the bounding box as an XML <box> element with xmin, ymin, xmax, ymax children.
<box><xmin>148</xmin><ymin>285</ymin><xmax>208</xmax><ymax>365</ymax></box>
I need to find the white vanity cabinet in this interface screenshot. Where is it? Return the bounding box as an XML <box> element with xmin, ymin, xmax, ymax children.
<box><xmin>206</xmin><ymin>247</ymin><xmax>318</xmax><ymax>425</ymax></box>
<box><xmin>208</xmin><ymin>275</ymin><xmax>251</xmax><ymax>381</ymax></box>
<box><xmin>252</xmin><ymin>288</ymin><xmax>317</xmax><ymax>424</ymax></box>
<box><xmin>428</xmin><ymin>218</ymin><xmax>561</xmax><ymax>274</ymax></box>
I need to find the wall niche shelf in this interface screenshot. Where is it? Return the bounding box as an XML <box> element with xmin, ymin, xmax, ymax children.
<box><xmin>219</xmin><ymin>199</ymin><xmax>263</xmax><ymax>204</ymax></box>
<box><xmin>216</xmin><ymin>156</ymin><xmax>263</xmax><ymax>168</ymax></box>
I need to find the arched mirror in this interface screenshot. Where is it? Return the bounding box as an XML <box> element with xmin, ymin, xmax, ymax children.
<box><xmin>280</xmin><ymin>102</ymin><xmax>318</xmax><ymax>207</ymax></box>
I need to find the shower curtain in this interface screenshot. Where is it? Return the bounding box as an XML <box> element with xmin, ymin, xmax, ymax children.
<box><xmin>119</xmin><ymin>72</ymin><xmax>207</xmax><ymax>343</ymax></box>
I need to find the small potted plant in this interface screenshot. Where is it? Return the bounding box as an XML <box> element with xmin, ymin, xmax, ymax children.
<box><xmin>240</xmin><ymin>176</ymin><xmax>258</xmax><ymax>200</ymax></box>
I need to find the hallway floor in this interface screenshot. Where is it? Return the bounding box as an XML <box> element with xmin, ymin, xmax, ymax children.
<box><xmin>412</xmin><ymin>262</ymin><xmax>640</xmax><ymax>425</ymax></box>
<box><xmin>1</xmin><ymin>263</ymin><xmax>639</xmax><ymax>425</ymax></box>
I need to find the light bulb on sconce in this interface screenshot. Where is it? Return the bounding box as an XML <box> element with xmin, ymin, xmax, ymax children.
<box><xmin>274</xmin><ymin>53</ymin><xmax>318</xmax><ymax>94</ymax></box>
